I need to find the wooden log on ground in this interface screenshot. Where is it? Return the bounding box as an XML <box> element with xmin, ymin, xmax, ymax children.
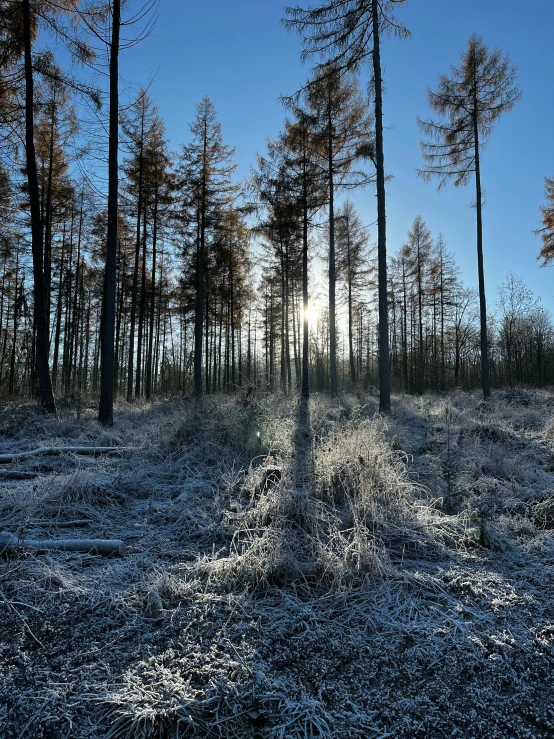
<box><xmin>33</xmin><ymin>520</ymin><xmax>93</xmax><ymax>529</ymax></box>
<box><xmin>0</xmin><ymin>446</ymin><xmax>139</xmax><ymax>465</ymax></box>
<box><xmin>0</xmin><ymin>531</ymin><xmax>124</xmax><ymax>556</ymax></box>
<box><xmin>0</xmin><ymin>470</ymin><xmax>40</xmax><ymax>480</ymax></box>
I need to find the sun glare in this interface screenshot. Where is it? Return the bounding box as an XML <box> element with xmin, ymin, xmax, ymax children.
<box><xmin>304</xmin><ymin>305</ymin><xmax>318</xmax><ymax>324</ymax></box>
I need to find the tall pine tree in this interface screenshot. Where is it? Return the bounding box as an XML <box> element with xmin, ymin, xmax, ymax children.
<box><xmin>418</xmin><ymin>35</ymin><xmax>521</xmax><ymax>400</ymax></box>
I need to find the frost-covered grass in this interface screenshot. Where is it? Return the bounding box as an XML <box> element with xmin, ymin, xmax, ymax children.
<box><xmin>1</xmin><ymin>389</ymin><xmax>554</xmax><ymax>737</ymax></box>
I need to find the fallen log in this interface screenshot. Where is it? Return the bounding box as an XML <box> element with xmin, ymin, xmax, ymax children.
<box><xmin>0</xmin><ymin>531</ymin><xmax>124</xmax><ymax>557</ymax></box>
<box><xmin>0</xmin><ymin>446</ymin><xmax>139</xmax><ymax>465</ymax></box>
<box><xmin>33</xmin><ymin>520</ymin><xmax>93</xmax><ymax>529</ymax></box>
<box><xmin>0</xmin><ymin>470</ymin><xmax>40</xmax><ymax>480</ymax></box>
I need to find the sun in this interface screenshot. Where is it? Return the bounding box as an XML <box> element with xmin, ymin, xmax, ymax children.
<box><xmin>304</xmin><ymin>304</ymin><xmax>318</xmax><ymax>324</ymax></box>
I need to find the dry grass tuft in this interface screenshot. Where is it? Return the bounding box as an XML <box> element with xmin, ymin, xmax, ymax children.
<box><xmin>201</xmin><ymin>402</ymin><xmax>460</xmax><ymax>592</ymax></box>
<box><xmin>45</xmin><ymin>470</ymin><xmax>127</xmax><ymax>509</ymax></box>
<box><xmin>532</xmin><ymin>496</ymin><xmax>554</xmax><ymax>529</ymax></box>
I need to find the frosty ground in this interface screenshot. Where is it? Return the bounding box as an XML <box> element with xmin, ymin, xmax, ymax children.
<box><xmin>1</xmin><ymin>389</ymin><xmax>553</xmax><ymax>738</ymax></box>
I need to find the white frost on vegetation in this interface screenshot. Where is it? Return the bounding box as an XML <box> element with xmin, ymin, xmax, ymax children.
<box><xmin>1</xmin><ymin>389</ymin><xmax>554</xmax><ymax>737</ymax></box>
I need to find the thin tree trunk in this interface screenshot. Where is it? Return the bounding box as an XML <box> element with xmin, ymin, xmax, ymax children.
<box><xmin>291</xmin><ymin>281</ymin><xmax>299</xmax><ymax>387</ymax></box>
<box><xmin>279</xmin><ymin>235</ymin><xmax>286</xmax><ymax>392</ymax></box>
<box><xmin>372</xmin><ymin>0</ymin><xmax>390</xmax><ymax>413</ymax></box>
<box><xmin>247</xmin><ymin>303</ymin><xmax>252</xmax><ymax>383</ymax></box>
<box><xmin>402</xmin><ymin>263</ymin><xmax>408</xmax><ymax>391</ymax></box>
<box><xmin>98</xmin><ymin>0</ymin><xmax>120</xmax><ymax>425</ymax></box>
<box><xmin>44</xmin><ymin>90</ymin><xmax>56</xmax><ymax>337</ymax></box>
<box><xmin>92</xmin><ymin>304</ymin><xmax>101</xmax><ymax>393</ymax></box>
<box><xmin>417</xmin><ymin>239</ymin><xmax>424</xmax><ymax>394</ymax></box>
<box><xmin>238</xmin><ymin>325</ymin><xmax>242</xmax><ymax>387</ymax></box>
<box><xmin>127</xmin><ymin>114</ymin><xmax>144</xmax><ymax>401</ymax></box>
<box><xmin>0</xmin><ymin>259</ymin><xmax>6</xmax><ymax>359</ymax></box>
<box><xmin>62</xmin><ymin>209</ymin><xmax>74</xmax><ymax>393</ymax></box>
<box><xmin>135</xmin><ymin>206</ymin><xmax>147</xmax><ymax>397</ymax></box>
<box><xmin>302</xmin><ymin>170</ymin><xmax>309</xmax><ymax>399</ymax></box>
<box><xmin>23</xmin><ymin>0</ymin><xmax>56</xmax><ymax>415</ymax></box>
<box><xmin>114</xmin><ymin>240</ymin><xmax>124</xmax><ymax>393</ymax></box>
<box><xmin>154</xmin><ymin>254</ymin><xmax>163</xmax><ymax>392</ymax></box>
<box><xmin>194</xmin><ymin>143</ymin><xmax>206</xmax><ymax>395</ymax></box>
<box><xmin>145</xmin><ymin>184</ymin><xmax>158</xmax><ymax>399</ymax></box>
<box><xmin>285</xmin><ymin>238</ymin><xmax>292</xmax><ymax>389</ymax></box>
<box><xmin>1</xmin><ymin>283</ymin><xmax>11</xmax><ymax>384</ymax></box>
<box><xmin>473</xmin><ymin>80</ymin><xmax>490</xmax><ymax>400</ymax></box>
<box><xmin>52</xmin><ymin>222</ymin><xmax>66</xmax><ymax>391</ymax></box>
<box><xmin>205</xmin><ymin>271</ymin><xmax>210</xmax><ymax>394</ymax></box>
<box><xmin>217</xmin><ymin>300</ymin><xmax>223</xmax><ymax>390</ymax></box>
<box><xmin>346</xmin><ymin>217</ymin><xmax>356</xmax><ymax>384</ymax></box>
<box><xmin>230</xmin><ymin>242</ymin><xmax>236</xmax><ymax>390</ymax></box>
<box><xmin>9</xmin><ymin>275</ymin><xmax>20</xmax><ymax>396</ymax></box>
<box><xmin>66</xmin><ymin>198</ymin><xmax>83</xmax><ymax>397</ymax></box>
<box><xmin>69</xmin><ymin>255</ymin><xmax>81</xmax><ymax>396</ymax></box>
<box><xmin>253</xmin><ymin>317</ymin><xmax>257</xmax><ymax>387</ymax></box>
<box><xmin>440</xmin><ymin>255</ymin><xmax>446</xmax><ymax>391</ymax></box>
<box><xmin>328</xmin><ymin>103</ymin><xmax>338</xmax><ymax>396</ymax></box>
<box><xmin>83</xmin><ymin>297</ymin><xmax>90</xmax><ymax>395</ymax></box>
<box><xmin>269</xmin><ymin>284</ymin><xmax>274</xmax><ymax>392</ymax></box>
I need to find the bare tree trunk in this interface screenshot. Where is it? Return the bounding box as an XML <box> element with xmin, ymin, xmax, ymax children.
<box><xmin>346</xmin><ymin>219</ymin><xmax>356</xmax><ymax>385</ymax></box>
<box><xmin>372</xmin><ymin>0</ymin><xmax>390</xmax><ymax>413</ymax></box>
<box><xmin>98</xmin><ymin>0</ymin><xmax>120</xmax><ymax>426</ymax></box>
<box><xmin>92</xmin><ymin>305</ymin><xmax>100</xmax><ymax>393</ymax></box>
<box><xmin>83</xmin><ymin>298</ymin><xmax>90</xmax><ymax>395</ymax></box>
<box><xmin>440</xmin><ymin>256</ymin><xmax>446</xmax><ymax>391</ymax></box>
<box><xmin>135</xmin><ymin>206</ymin><xmax>147</xmax><ymax>397</ymax></box>
<box><xmin>328</xmin><ymin>105</ymin><xmax>338</xmax><ymax>395</ymax></box>
<box><xmin>154</xmin><ymin>255</ymin><xmax>163</xmax><ymax>392</ymax></box>
<box><xmin>44</xmin><ymin>91</ymin><xmax>56</xmax><ymax>337</ymax></box>
<box><xmin>238</xmin><ymin>325</ymin><xmax>242</xmax><ymax>387</ymax></box>
<box><xmin>417</xmin><ymin>239</ymin><xmax>424</xmax><ymax>394</ymax></box>
<box><xmin>217</xmin><ymin>300</ymin><xmax>223</xmax><ymax>390</ymax></box>
<box><xmin>23</xmin><ymin>0</ymin><xmax>56</xmax><ymax>415</ymax></box>
<box><xmin>52</xmin><ymin>222</ymin><xmax>66</xmax><ymax>391</ymax></box>
<box><xmin>145</xmin><ymin>185</ymin><xmax>158</xmax><ymax>399</ymax></box>
<box><xmin>127</xmin><ymin>117</ymin><xmax>144</xmax><ymax>401</ymax></box>
<box><xmin>0</xmin><ymin>260</ymin><xmax>6</xmax><ymax>364</ymax></box>
<box><xmin>291</xmin><ymin>281</ymin><xmax>299</xmax><ymax>387</ymax></box>
<box><xmin>114</xmin><ymin>241</ymin><xmax>125</xmax><ymax>392</ymax></box>
<box><xmin>9</xmin><ymin>275</ymin><xmax>20</xmax><ymax>396</ymax></box>
<box><xmin>279</xmin><ymin>236</ymin><xmax>286</xmax><ymax>392</ymax></box>
<box><xmin>3</xmin><ymin>285</ymin><xmax>12</xmax><ymax>389</ymax></box>
<box><xmin>230</xmin><ymin>243</ymin><xmax>236</xmax><ymax>390</ymax></box>
<box><xmin>194</xmin><ymin>160</ymin><xmax>205</xmax><ymax>395</ymax></box>
<box><xmin>212</xmin><ymin>297</ymin><xmax>218</xmax><ymax>390</ymax></box>
<box><xmin>205</xmin><ymin>271</ymin><xmax>210</xmax><ymax>394</ymax></box>
<box><xmin>247</xmin><ymin>302</ymin><xmax>252</xmax><ymax>383</ymax></box>
<box><xmin>66</xmin><ymin>198</ymin><xmax>83</xmax><ymax>397</ymax></box>
<box><xmin>62</xmin><ymin>209</ymin><xmax>74</xmax><ymax>394</ymax></box>
<box><xmin>402</xmin><ymin>264</ymin><xmax>408</xmax><ymax>392</ymax></box>
<box><xmin>301</xmin><ymin>171</ymin><xmax>309</xmax><ymax>399</ymax></box>
<box><xmin>473</xmin><ymin>83</ymin><xmax>490</xmax><ymax>400</ymax></box>
<box><xmin>285</xmin><ymin>238</ymin><xmax>292</xmax><ymax>389</ymax></box>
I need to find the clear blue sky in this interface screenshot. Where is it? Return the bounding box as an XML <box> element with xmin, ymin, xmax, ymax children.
<box><xmin>118</xmin><ymin>0</ymin><xmax>554</xmax><ymax>315</ymax></box>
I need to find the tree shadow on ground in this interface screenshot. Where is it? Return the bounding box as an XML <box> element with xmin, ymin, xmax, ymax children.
<box><xmin>292</xmin><ymin>396</ymin><xmax>313</xmax><ymax>495</ymax></box>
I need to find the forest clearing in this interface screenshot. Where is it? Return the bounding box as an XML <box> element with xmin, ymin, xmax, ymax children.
<box><xmin>0</xmin><ymin>0</ymin><xmax>553</xmax><ymax>736</ymax></box>
<box><xmin>1</xmin><ymin>388</ymin><xmax>554</xmax><ymax>738</ymax></box>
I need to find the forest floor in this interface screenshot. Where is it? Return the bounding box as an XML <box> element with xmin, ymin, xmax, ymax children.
<box><xmin>1</xmin><ymin>388</ymin><xmax>554</xmax><ymax>738</ymax></box>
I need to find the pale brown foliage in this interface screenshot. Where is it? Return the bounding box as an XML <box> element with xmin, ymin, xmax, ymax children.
<box><xmin>536</xmin><ymin>177</ymin><xmax>554</xmax><ymax>266</ymax></box>
<box><xmin>418</xmin><ymin>34</ymin><xmax>521</xmax><ymax>189</ymax></box>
